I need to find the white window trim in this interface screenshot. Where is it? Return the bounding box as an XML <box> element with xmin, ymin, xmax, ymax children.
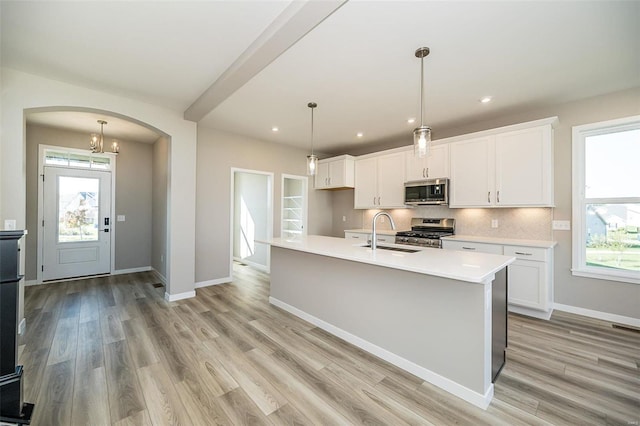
<box><xmin>571</xmin><ymin>115</ymin><xmax>640</xmax><ymax>285</ymax></box>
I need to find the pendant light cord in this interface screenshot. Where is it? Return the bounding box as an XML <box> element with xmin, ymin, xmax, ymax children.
<box><xmin>310</xmin><ymin>106</ymin><xmax>314</xmax><ymax>156</ymax></box>
<box><xmin>420</xmin><ymin>56</ymin><xmax>424</xmax><ymax>127</ymax></box>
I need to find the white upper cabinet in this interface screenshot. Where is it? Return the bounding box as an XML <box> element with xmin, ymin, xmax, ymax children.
<box><xmin>449</xmin><ymin>118</ymin><xmax>555</xmax><ymax>208</ymax></box>
<box><xmin>449</xmin><ymin>136</ymin><xmax>494</xmax><ymax>207</ymax></box>
<box><xmin>404</xmin><ymin>144</ymin><xmax>450</xmax><ymax>181</ymax></box>
<box><xmin>314</xmin><ymin>155</ymin><xmax>355</xmax><ymax>189</ymax></box>
<box><xmin>354</xmin><ymin>152</ymin><xmax>406</xmax><ymax>209</ymax></box>
<box><xmin>494</xmin><ymin>125</ymin><xmax>553</xmax><ymax>206</ymax></box>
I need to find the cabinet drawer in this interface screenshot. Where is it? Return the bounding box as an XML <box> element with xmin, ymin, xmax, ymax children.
<box><xmin>504</xmin><ymin>246</ymin><xmax>547</xmax><ymax>262</ymax></box>
<box><xmin>442</xmin><ymin>240</ymin><xmax>503</xmax><ymax>255</ymax></box>
<box><xmin>345</xmin><ymin>232</ymin><xmax>369</xmax><ymax>241</ymax></box>
<box><xmin>375</xmin><ymin>234</ymin><xmax>395</xmax><ymax>244</ymax></box>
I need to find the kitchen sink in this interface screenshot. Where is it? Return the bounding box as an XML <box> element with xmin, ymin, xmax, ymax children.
<box><xmin>360</xmin><ymin>244</ymin><xmax>420</xmax><ymax>253</ymax></box>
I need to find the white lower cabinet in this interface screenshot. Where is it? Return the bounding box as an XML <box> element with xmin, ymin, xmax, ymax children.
<box><xmin>344</xmin><ymin>231</ymin><xmax>395</xmax><ymax>244</ymax></box>
<box><xmin>442</xmin><ymin>239</ymin><xmax>554</xmax><ymax>319</ymax></box>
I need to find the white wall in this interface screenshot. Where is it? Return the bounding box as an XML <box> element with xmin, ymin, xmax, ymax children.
<box><xmin>195</xmin><ymin>126</ymin><xmax>332</xmax><ymax>285</ymax></box>
<box><xmin>0</xmin><ymin>69</ymin><xmax>197</xmax><ymax>319</ymax></box>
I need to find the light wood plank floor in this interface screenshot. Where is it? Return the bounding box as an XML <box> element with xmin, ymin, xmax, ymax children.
<box><xmin>18</xmin><ymin>264</ymin><xmax>639</xmax><ymax>425</ymax></box>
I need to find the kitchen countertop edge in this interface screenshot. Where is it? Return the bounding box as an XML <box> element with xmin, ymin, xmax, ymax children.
<box><xmin>262</xmin><ymin>235</ymin><xmax>514</xmax><ymax>284</ymax></box>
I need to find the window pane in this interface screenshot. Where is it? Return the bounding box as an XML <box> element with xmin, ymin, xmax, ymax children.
<box><xmin>68</xmin><ymin>153</ymin><xmax>91</xmax><ymax>168</ymax></box>
<box><xmin>91</xmin><ymin>156</ymin><xmax>111</xmax><ymax>170</ymax></box>
<box><xmin>58</xmin><ymin>176</ymin><xmax>100</xmax><ymax>243</ymax></box>
<box><xmin>585</xmin><ymin>129</ymin><xmax>640</xmax><ymax>198</ymax></box>
<box><xmin>586</xmin><ymin>203</ymin><xmax>640</xmax><ymax>272</ymax></box>
<box><xmin>44</xmin><ymin>151</ymin><xmax>69</xmax><ymax>166</ymax></box>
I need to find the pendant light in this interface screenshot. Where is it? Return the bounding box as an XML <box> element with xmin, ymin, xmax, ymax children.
<box><xmin>306</xmin><ymin>102</ymin><xmax>318</xmax><ymax>176</ymax></box>
<box><xmin>89</xmin><ymin>119</ymin><xmax>119</xmax><ymax>154</ymax></box>
<box><xmin>413</xmin><ymin>47</ymin><xmax>431</xmax><ymax>158</ymax></box>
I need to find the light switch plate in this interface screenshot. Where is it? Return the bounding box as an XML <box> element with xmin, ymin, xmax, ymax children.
<box><xmin>117</xmin><ymin>215</ymin><xmax>126</xmax><ymax>222</ymax></box>
<box><xmin>552</xmin><ymin>220</ymin><xmax>571</xmax><ymax>230</ymax></box>
<box><xmin>491</xmin><ymin>219</ymin><xmax>499</xmax><ymax>228</ymax></box>
<box><xmin>4</xmin><ymin>219</ymin><xmax>16</xmax><ymax>230</ymax></box>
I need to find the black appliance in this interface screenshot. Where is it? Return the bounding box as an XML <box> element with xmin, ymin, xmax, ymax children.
<box><xmin>395</xmin><ymin>218</ymin><xmax>455</xmax><ymax>248</ymax></box>
<box><xmin>0</xmin><ymin>230</ymin><xmax>34</xmax><ymax>424</ymax></box>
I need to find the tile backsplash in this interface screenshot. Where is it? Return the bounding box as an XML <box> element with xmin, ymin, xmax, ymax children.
<box><xmin>360</xmin><ymin>206</ymin><xmax>553</xmax><ymax>241</ymax></box>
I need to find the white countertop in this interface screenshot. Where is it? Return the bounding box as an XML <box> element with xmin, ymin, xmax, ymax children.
<box><xmin>441</xmin><ymin>235</ymin><xmax>557</xmax><ymax>248</ymax></box>
<box><xmin>263</xmin><ymin>235</ymin><xmax>514</xmax><ymax>284</ymax></box>
<box><xmin>344</xmin><ymin>228</ymin><xmax>401</xmax><ymax>236</ymax></box>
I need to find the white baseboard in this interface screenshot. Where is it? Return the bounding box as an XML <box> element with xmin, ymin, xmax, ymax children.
<box><xmin>18</xmin><ymin>318</ymin><xmax>26</xmax><ymax>336</ymax></box>
<box><xmin>234</xmin><ymin>257</ymin><xmax>269</xmax><ymax>273</ymax></box>
<box><xmin>152</xmin><ymin>269</ymin><xmax>167</xmax><ymax>285</ymax></box>
<box><xmin>554</xmin><ymin>303</ymin><xmax>640</xmax><ymax>328</ymax></box>
<box><xmin>269</xmin><ymin>296</ymin><xmax>493</xmax><ymax>410</ymax></box>
<box><xmin>164</xmin><ymin>290</ymin><xmax>196</xmax><ymax>302</ymax></box>
<box><xmin>509</xmin><ymin>305</ymin><xmax>552</xmax><ymax>320</ymax></box>
<box><xmin>112</xmin><ymin>266</ymin><xmax>152</xmax><ymax>275</ymax></box>
<box><xmin>195</xmin><ymin>276</ymin><xmax>231</xmax><ymax>289</ymax></box>
<box><xmin>24</xmin><ymin>280</ymin><xmax>40</xmax><ymax>287</ymax></box>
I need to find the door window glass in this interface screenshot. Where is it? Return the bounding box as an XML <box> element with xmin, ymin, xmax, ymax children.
<box><xmin>57</xmin><ymin>176</ymin><xmax>100</xmax><ymax>242</ymax></box>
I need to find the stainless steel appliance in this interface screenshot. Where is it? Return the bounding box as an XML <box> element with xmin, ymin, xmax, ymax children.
<box><xmin>404</xmin><ymin>178</ymin><xmax>448</xmax><ymax>205</ymax></box>
<box><xmin>395</xmin><ymin>218</ymin><xmax>455</xmax><ymax>248</ymax></box>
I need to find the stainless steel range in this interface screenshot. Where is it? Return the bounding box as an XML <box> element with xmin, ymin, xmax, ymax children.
<box><xmin>395</xmin><ymin>218</ymin><xmax>455</xmax><ymax>248</ymax></box>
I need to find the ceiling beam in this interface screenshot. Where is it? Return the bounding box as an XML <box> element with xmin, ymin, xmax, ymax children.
<box><xmin>183</xmin><ymin>0</ymin><xmax>347</xmax><ymax>122</ymax></box>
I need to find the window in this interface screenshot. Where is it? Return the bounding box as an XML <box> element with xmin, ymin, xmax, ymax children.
<box><xmin>572</xmin><ymin>116</ymin><xmax>640</xmax><ymax>284</ymax></box>
<box><xmin>44</xmin><ymin>149</ymin><xmax>113</xmax><ymax>170</ymax></box>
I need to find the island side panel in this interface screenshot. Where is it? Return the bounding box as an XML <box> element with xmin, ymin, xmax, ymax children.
<box><xmin>270</xmin><ymin>246</ymin><xmax>490</xmax><ymax>396</ymax></box>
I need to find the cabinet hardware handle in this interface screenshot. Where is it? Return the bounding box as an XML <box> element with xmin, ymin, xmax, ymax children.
<box><xmin>373</xmin><ymin>197</ymin><xmax>376</xmax><ymax>205</ymax></box>
<box><xmin>351</xmin><ymin>236</ymin><xmax>358</xmax><ymax>238</ymax></box>
<box><xmin>377</xmin><ymin>197</ymin><xmax>381</xmax><ymax>205</ymax></box>
<box><xmin>515</xmin><ymin>252</ymin><xmax>532</xmax><ymax>256</ymax></box>
<box><xmin>426</xmin><ymin>167</ymin><xmax>429</xmax><ymax>177</ymax></box>
<box><xmin>462</xmin><ymin>246</ymin><xmax>476</xmax><ymax>250</ymax></box>
<box><xmin>497</xmin><ymin>190</ymin><xmax>500</xmax><ymax>203</ymax></box>
<box><xmin>488</xmin><ymin>191</ymin><xmax>491</xmax><ymax>203</ymax></box>
<box><xmin>422</xmin><ymin>168</ymin><xmax>426</xmax><ymax>178</ymax></box>
<box><xmin>328</xmin><ymin>177</ymin><xmax>331</xmax><ymax>185</ymax></box>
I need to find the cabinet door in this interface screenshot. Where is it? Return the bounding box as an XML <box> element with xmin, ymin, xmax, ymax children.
<box><xmin>314</xmin><ymin>162</ymin><xmax>330</xmax><ymax>189</ymax></box>
<box><xmin>495</xmin><ymin>125</ymin><xmax>553</xmax><ymax>206</ymax></box>
<box><xmin>449</xmin><ymin>136</ymin><xmax>494</xmax><ymax>207</ymax></box>
<box><xmin>442</xmin><ymin>240</ymin><xmax>503</xmax><ymax>254</ymax></box>
<box><xmin>354</xmin><ymin>157</ymin><xmax>378</xmax><ymax>209</ymax></box>
<box><xmin>328</xmin><ymin>160</ymin><xmax>343</xmax><ymax>188</ymax></box>
<box><xmin>377</xmin><ymin>152</ymin><xmax>406</xmax><ymax>208</ymax></box>
<box><xmin>426</xmin><ymin>144</ymin><xmax>449</xmax><ymax>179</ymax></box>
<box><xmin>405</xmin><ymin>150</ymin><xmax>429</xmax><ymax>181</ymax></box>
<box><xmin>508</xmin><ymin>260</ymin><xmax>547</xmax><ymax>310</ymax></box>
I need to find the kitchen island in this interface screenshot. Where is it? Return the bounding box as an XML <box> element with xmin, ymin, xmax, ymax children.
<box><xmin>264</xmin><ymin>235</ymin><xmax>514</xmax><ymax>409</ymax></box>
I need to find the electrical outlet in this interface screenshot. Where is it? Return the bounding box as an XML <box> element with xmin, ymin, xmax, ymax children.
<box><xmin>342</xmin><ymin>215</ymin><xmax>347</xmax><ymax>222</ymax></box>
<box><xmin>160</xmin><ymin>254</ymin><xmax>164</xmax><ymax>262</ymax></box>
<box><xmin>380</xmin><ymin>216</ymin><xmax>385</xmax><ymax>223</ymax></box>
<box><xmin>117</xmin><ymin>215</ymin><xmax>126</xmax><ymax>222</ymax></box>
<box><xmin>552</xmin><ymin>220</ymin><xmax>571</xmax><ymax>231</ymax></box>
<box><xmin>491</xmin><ymin>219</ymin><xmax>499</xmax><ymax>228</ymax></box>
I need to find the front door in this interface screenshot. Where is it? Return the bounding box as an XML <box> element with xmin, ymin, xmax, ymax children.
<box><xmin>42</xmin><ymin>166</ymin><xmax>112</xmax><ymax>280</ymax></box>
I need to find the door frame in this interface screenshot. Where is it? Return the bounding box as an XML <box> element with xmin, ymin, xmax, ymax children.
<box><xmin>37</xmin><ymin>144</ymin><xmax>117</xmax><ymax>283</ymax></box>
<box><xmin>229</xmin><ymin>168</ymin><xmax>274</xmax><ymax>278</ymax></box>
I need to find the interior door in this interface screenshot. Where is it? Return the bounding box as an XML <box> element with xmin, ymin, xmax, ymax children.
<box><xmin>42</xmin><ymin>166</ymin><xmax>112</xmax><ymax>280</ymax></box>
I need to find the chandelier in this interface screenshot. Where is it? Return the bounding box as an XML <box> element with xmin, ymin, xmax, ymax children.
<box><xmin>90</xmin><ymin>120</ymin><xmax>119</xmax><ymax>154</ymax></box>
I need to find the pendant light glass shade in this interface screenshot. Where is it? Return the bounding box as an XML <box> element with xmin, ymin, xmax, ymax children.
<box><xmin>307</xmin><ymin>154</ymin><xmax>318</xmax><ymax>175</ymax></box>
<box><xmin>414</xmin><ymin>47</ymin><xmax>431</xmax><ymax>158</ymax></box>
<box><xmin>413</xmin><ymin>125</ymin><xmax>431</xmax><ymax>157</ymax></box>
<box><xmin>306</xmin><ymin>102</ymin><xmax>318</xmax><ymax>176</ymax></box>
<box><xmin>89</xmin><ymin>120</ymin><xmax>119</xmax><ymax>154</ymax></box>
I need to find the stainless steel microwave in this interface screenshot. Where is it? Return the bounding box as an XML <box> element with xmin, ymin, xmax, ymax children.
<box><xmin>404</xmin><ymin>178</ymin><xmax>449</xmax><ymax>205</ymax></box>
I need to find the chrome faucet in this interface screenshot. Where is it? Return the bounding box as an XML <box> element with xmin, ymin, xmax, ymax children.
<box><xmin>371</xmin><ymin>211</ymin><xmax>396</xmax><ymax>250</ymax></box>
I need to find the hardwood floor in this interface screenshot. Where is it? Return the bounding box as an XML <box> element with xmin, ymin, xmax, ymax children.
<box><xmin>18</xmin><ymin>265</ymin><xmax>639</xmax><ymax>425</ymax></box>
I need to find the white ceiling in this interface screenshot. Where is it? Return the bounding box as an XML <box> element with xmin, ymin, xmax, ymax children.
<box><xmin>3</xmin><ymin>1</ymin><xmax>639</xmax><ymax>153</ymax></box>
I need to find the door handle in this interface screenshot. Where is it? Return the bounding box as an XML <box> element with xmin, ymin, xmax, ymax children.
<box><xmin>100</xmin><ymin>229</ymin><xmax>109</xmax><ymax>233</ymax></box>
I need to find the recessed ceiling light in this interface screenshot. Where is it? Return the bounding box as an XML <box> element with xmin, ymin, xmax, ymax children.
<box><xmin>356</xmin><ymin>132</ymin><xmax>364</xmax><ymax>138</ymax></box>
<box><xmin>407</xmin><ymin>118</ymin><xmax>416</xmax><ymax>124</ymax></box>
<box><xmin>272</xmin><ymin>126</ymin><xmax>279</xmax><ymax>132</ymax></box>
<box><xmin>480</xmin><ymin>96</ymin><xmax>492</xmax><ymax>104</ymax></box>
